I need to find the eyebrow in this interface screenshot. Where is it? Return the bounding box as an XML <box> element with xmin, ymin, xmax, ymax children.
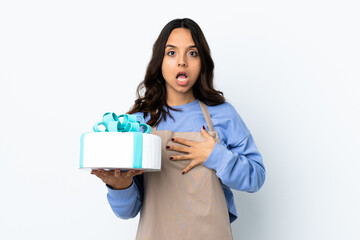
<box><xmin>165</xmin><ymin>44</ymin><xmax>197</xmax><ymax>49</ymax></box>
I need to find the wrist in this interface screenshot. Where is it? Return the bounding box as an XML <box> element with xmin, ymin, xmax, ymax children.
<box><xmin>110</xmin><ymin>180</ymin><xmax>133</xmax><ymax>190</ymax></box>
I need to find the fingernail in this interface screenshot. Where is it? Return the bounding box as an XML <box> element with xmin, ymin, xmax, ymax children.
<box><xmin>202</xmin><ymin>126</ymin><xmax>205</xmax><ymax>130</ymax></box>
<box><xmin>166</xmin><ymin>146</ymin><xmax>170</xmax><ymax>149</ymax></box>
<box><xmin>170</xmin><ymin>157</ymin><xmax>173</xmax><ymax>160</ymax></box>
<box><xmin>171</xmin><ymin>138</ymin><xmax>175</xmax><ymax>141</ymax></box>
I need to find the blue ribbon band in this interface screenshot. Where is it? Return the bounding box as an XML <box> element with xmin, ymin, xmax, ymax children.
<box><xmin>133</xmin><ymin>132</ymin><xmax>143</xmax><ymax>168</ymax></box>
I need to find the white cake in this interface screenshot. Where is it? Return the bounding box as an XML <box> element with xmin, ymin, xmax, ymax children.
<box><xmin>80</xmin><ymin>132</ymin><xmax>161</xmax><ymax>171</ymax></box>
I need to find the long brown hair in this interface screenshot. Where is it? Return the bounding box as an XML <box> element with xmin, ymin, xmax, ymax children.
<box><xmin>127</xmin><ymin>18</ymin><xmax>225</xmax><ymax>127</ymax></box>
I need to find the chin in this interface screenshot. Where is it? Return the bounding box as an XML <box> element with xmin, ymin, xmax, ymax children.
<box><xmin>175</xmin><ymin>88</ymin><xmax>191</xmax><ymax>93</ymax></box>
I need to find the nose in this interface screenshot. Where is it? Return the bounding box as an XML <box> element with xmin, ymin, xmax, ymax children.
<box><xmin>177</xmin><ymin>53</ymin><xmax>187</xmax><ymax>67</ymax></box>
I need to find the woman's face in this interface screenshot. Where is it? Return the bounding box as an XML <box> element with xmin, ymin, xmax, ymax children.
<box><xmin>161</xmin><ymin>28</ymin><xmax>201</xmax><ymax>99</ymax></box>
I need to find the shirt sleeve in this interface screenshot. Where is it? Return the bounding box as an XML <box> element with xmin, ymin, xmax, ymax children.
<box><xmin>203</xmin><ymin>103</ymin><xmax>266</xmax><ymax>193</ymax></box>
<box><xmin>106</xmin><ymin>174</ymin><xmax>144</xmax><ymax>219</ymax></box>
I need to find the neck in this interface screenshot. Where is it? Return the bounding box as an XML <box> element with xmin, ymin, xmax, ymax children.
<box><xmin>166</xmin><ymin>90</ymin><xmax>195</xmax><ymax>106</ymax></box>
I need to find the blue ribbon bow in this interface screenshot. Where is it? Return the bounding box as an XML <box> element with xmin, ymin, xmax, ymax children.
<box><xmin>93</xmin><ymin>112</ymin><xmax>151</xmax><ymax>134</ymax></box>
<box><xmin>91</xmin><ymin>113</ymin><xmax>151</xmax><ymax>169</ymax></box>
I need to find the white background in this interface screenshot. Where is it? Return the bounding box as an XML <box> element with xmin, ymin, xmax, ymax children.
<box><xmin>1</xmin><ymin>1</ymin><xmax>359</xmax><ymax>239</ymax></box>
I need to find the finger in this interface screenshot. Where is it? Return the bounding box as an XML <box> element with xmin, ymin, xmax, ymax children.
<box><xmin>97</xmin><ymin>169</ymin><xmax>110</xmax><ymax>178</ymax></box>
<box><xmin>171</xmin><ymin>137</ymin><xmax>193</xmax><ymax>147</ymax></box>
<box><xmin>114</xmin><ymin>169</ymin><xmax>121</xmax><ymax>177</ymax></box>
<box><xmin>122</xmin><ymin>170</ymin><xmax>135</xmax><ymax>178</ymax></box>
<box><xmin>98</xmin><ymin>169</ymin><xmax>113</xmax><ymax>184</ymax></box>
<box><xmin>132</xmin><ymin>170</ymin><xmax>145</xmax><ymax>176</ymax></box>
<box><xmin>91</xmin><ymin>170</ymin><xmax>107</xmax><ymax>182</ymax></box>
<box><xmin>201</xmin><ymin>126</ymin><xmax>213</xmax><ymax>140</ymax></box>
<box><xmin>182</xmin><ymin>161</ymin><xmax>198</xmax><ymax>174</ymax></box>
<box><xmin>166</xmin><ymin>145</ymin><xmax>190</xmax><ymax>153</ymax></box>
<box><xmin>170</xmin><ymin>154</ymin><xmax>191</xmax><ymax>161</ymax></box>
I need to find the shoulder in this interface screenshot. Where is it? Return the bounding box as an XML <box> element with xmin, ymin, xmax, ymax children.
<box><xmin>207</xmin><ymin>101</ymin><xmax>238</xmax><ymax>117</ymax></box>
<box><xmin>207</xmin><ymin>101</ymin><xmax>250</xmax><ymax>146</ymax></box>
<box><xmin>207</xmin><ymin>101</ymin><xmax>245</xmax><ymax>126</ymax></box>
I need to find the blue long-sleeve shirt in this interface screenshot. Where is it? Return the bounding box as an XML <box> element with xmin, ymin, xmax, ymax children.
<box><xmin>106</xmin><ymin>100</ymin><xmax>265</xmax><ymax>223</ymax></box>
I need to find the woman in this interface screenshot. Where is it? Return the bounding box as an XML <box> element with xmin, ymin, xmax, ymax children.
<box><xmin>92</xmin><ymin>18</ymin><xmax>265</xmax><ymax>239</ymax></box>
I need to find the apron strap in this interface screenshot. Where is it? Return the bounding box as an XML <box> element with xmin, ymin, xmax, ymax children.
<box><xmin>198</xmin><ymin>100</ymin><xmax>220</xmax><ymax>144</ymax></box>
<box><xmin>198</xmin><ymin>100</ymin><xmax>215</xmax><ymax>132</ymax></box>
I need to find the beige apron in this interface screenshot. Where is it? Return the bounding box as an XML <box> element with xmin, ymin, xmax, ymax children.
<box><xmin>136</xmin><ymin>101</ymin><xmax>233</xmax><ymax>240</ymax></box>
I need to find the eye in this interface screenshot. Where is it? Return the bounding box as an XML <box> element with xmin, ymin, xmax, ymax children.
<box><xmin>189</xmin><ymin>51</ymin><xmax>198</xmax><ymax>57</ymax></box>
<box><xmin>167</xmin><ymin>50</ymin><xmax>175</xmax><ymax>56</ymax></box>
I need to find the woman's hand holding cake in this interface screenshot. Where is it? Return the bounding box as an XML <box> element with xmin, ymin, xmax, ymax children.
<box><xmin>91</xmin><ymin>169</ymin><xmax>145</xmax><ymax>190</ymax></box>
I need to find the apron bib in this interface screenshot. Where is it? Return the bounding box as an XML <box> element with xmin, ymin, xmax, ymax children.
<box><xmin>135</xmin><ymin>101</ymin><xmax>233</xmax><ymax>240</ymax></box>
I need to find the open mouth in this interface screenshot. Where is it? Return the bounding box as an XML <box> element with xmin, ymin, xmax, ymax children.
<box><xmin>176</xmin><ymin>72</ymin><xmax>188</xmax><ymax>81</ymax></box>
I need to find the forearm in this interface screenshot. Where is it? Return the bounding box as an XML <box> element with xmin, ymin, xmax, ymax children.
<box><xmin>106</xmin><ymin>179</ymin><xmax>143</xmax><ymax>219</ymax></box>
<box><xmin>203</xmin><ymin>134</ymin><xmax>265</xmax><ymax>192</ymax></box>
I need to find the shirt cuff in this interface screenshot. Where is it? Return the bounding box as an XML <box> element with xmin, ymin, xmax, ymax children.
<box><xmin>203</xmin><ymin>142</ymin><xmax>233</xmax><ymax>175</ymax></box>
<box><xmin>106</xmin><ymin>181</ymin><xmax>135</xmax><ymax>199</ymax></box>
